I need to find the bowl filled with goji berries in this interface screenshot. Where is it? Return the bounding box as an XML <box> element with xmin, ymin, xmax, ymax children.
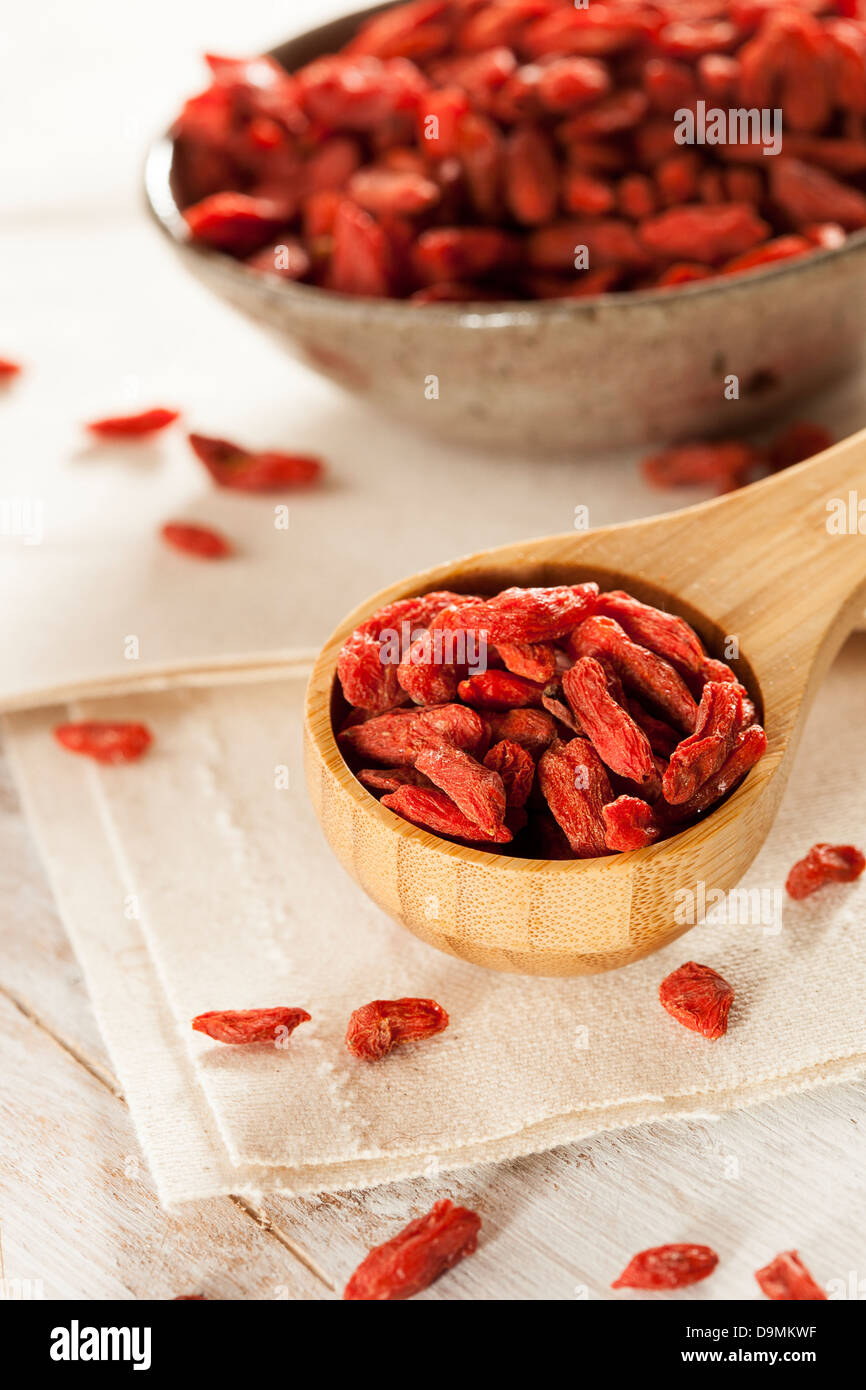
<box><xmin>146</xmin><ymin>0</ymin><xmax>866</xmax><ymax>452</ymax></box>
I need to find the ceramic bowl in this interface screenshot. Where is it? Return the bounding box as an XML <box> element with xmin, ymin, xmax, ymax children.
<box><xmin>145</xmin><ymin>2</ymin><xmax>866</xmax><ymax>451</ymax></box>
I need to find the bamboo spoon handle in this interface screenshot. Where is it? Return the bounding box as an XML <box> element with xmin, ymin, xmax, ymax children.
<box><xmin>585</xmin><ymin>428</ymin><xmax>866</xmax><ymax>658</ymax></box>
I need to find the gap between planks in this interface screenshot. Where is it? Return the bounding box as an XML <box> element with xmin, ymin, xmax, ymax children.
<box><xmin>0</xmin><ymin>976</ymin><xmax>337</xmax><ymax>1295</ymax></box>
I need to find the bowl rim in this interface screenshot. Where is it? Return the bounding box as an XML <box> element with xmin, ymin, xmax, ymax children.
<box><xmin>143</xmin><ymin>0</ymin><xmax>866</xmax><ymax>327</ymax></box>
<box><xmin>303</xmin><ymin>538</ymin><xmax>767</xmax><ymax>875</ymax></box>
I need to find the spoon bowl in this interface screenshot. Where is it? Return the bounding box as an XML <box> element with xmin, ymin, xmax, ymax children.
<box><xmin>304</xmin><ymin>437</ymin><xmax>866</xmax><ymax>975</ymax></box>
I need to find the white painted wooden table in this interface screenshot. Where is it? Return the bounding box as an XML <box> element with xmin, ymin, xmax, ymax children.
<box><xmin>1</xmin><ymin>739</ymin><xmax>863</xmax><ymax>1301</ymax></box>
<box><xmin>2</xmin><ymin>0</ymin><xmax>865</xmax><ymax>1302</ymax></box>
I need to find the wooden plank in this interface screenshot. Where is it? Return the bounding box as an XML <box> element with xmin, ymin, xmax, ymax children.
<box><xmin>0</xmin><ymin>746</ymin><xmax>108</xmax><ymax>1068</ymax></box>
<box><xmin>0</xmin><ymin>988</ymin><xmax>327</xmax><ymax>1300</ymax></box>
<box><xmin>263</xmin><ymin>1081</ymin><xmax>866</xmax><ymax>1300</ymax></box>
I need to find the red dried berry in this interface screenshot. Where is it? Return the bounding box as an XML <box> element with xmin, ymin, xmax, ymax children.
<box><xmin>483</xmin><ymin>708</ymin><xmax>556</xmax><ymax>758</ymax></box>
<box><xmin>458</xmin><ymin>669</ymin><xmax>546</xmax><ymax>709</ymax></box>
<box><xmin>0</xmin><ymin>358</ymin><xmax>22</xmax><ymax>378</ymax></box>
<box><xmin>184</xmin><ymin>192</ymin><xmax>293</xmax><ymax>254</ymax></box>
<box><xmin>161</xmin><ymin>521</ymin><xmax>232</xmax><ymax>559</ymax></box>
<box><xmin>496</xmin><ymin>640</ymin><xmax>558</xmax><ymax>684</ymax></box>
<box><xmin>595</xmin><ymin>590</ymin><xmax>706</xmax><ymax>678</ymax></box>
<box><xmin>562</xmin><ymin>658</ymin><xmax>657</xmax><ymax>788</ymax></box>
<box><xmin>483</xmin><ymin>739</ymin><xmax>535</xmax><ymax>808</ymax></box>
<box><xmin>86</xmin><ymin>408</ymin><xmax>180</xmax><ymax>437</ymax></box>
<box><xmin>343</xmin><ymin>1198</ymin><xmax>480</xmax><ymax>1300</ymax></box>
<box><xmin>537</xmin><ymin>736</ymin><xmax>612</xmax><ymax>857</ymax></box>
<box><xmin>662</xmin><ymin>682</ymin><xmax>743</xmax><ymax>804</ymax></box>
<box><xmin>415</xmin><ymin>744</ymin><xmax>507</xmax><ymax>837</ymax></box>
<box><xmin>642</xmin><ymin>440</ymin><xmax>762</xmax><ymax>493</ymax></box>
<box><xmin>612</xmin><ymin>1243</ymin><xmax>719</xmax><ymax>1290</ymax></box>
<box><xmin>345</xmin><ymin>997</ymin><xmax>449</xmax><ymax>1060</ymax></box>
<box><xmin>434</xmin><ymin>584</ymin><xmax>598</xmax><ymax>645</ymax></box>
<box><xmin>755</xmin><ymin>1251</ymin><xmax>827</xmax><ymax>1302</ymax></box>
<box><xmin>382</xmin><ymin>785</ymin><xmax>512</xmax><ymax>842</ymax></box>
<box><xmin>188</xmin><ymin>432</ymin><xmax>322</xmax><ymax>490</ymax></box>
<box><xmin>666</xmin><ymin>723</ymin><xmax>767</xmax><ymax>821</ymax></box>
<box><xmin>767</xmin><ymin>422</ymin><xmax>833</xmax><ymax>472</ymax></box>
<box><xmin>785</xmin><ymin>843</ymin><xmax>865</xmax><ymax>899</ymax></box>
<box><xmin>569</xmin><ymin>615</ymin><xmax>698</xmax><ymax>732</ymax></box>
<box><xmin>357</xmin><ymin>766</ymin><xmax>431</xmax><ymax>794</ymax></box>
<box><xmin>192</xmin><ymin>1006</ymin><xmax>311</xmax><ymax>1044</ymax></box>
<box><xmin>53</xmin><ymin>722</ymin><xmax>153</xmax><ymax>765</ymax></box>
<box><xmin>602</xmin><ymin>795</ymin><xmax>661</xmax><ymax>851</ymax></box>
<box><xmin>659</xmin><ymin>961</ymin><xmax>734</xmax><ymax>1040</ymax></box>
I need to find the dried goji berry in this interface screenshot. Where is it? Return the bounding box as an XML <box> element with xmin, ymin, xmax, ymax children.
<box><xmin>602</xmin><ymin>795</ymin><xmax>661</xmax><ymax>851</ymax></box>
<box><xmin>192</xmin><ymin>1006</ymin><xmax>311</xmax><ymax>1044</ymax></box>
<box><xmin>641</xmin><ymin>439</ymin><xmax>762</xmax><ymax>493</ymax></box>
<box><xmin>562</xmin><ymin>169</ymin><xmax>616</xmax><ymax>216</ymax></box>
<box><xmin>358</xmin><ymin>765</ymin><xmax>431</xmax><ymax>794</ymax></box>
<box><xmin>345</xmin><ymin>997</ymin><xmax>449</xmax><ymax>1060</ymax></box>
<box><xmin>433</xmin><ymin>583</ymin><xmax>598</xmax><ymax>644</ymax></box>
<box><xmin>340</xmin><ymin>703</ymin><xmax>486</xmax><ymax>762</ymax></box>
<box><xmin>458</xmin><ymin>669</ymin><xmax>546</xmax><ymax>709</ymax></box>
<box><xmin>662</xmin><ymin>682</ymin><xmax>743</xmax><ymax>804</ymax></box>
<box><xmin>612</xmin><ymin>1243</ymin><xmax>719</xmax><ymax>1290</ymax></box>
<box><xmin>414</xmin><ymin>744</ymin><xmax>507</xmax><ymax>836</ymax></box>
<box><xmin>537</xmin><ymin>736</ymin><xmax>612</xmax><ymax>856</ymax></box>
<box><xmin>483</xmin><ymin>738</ymin><xmax>535</xmax><ymax>807</ymax></box>
<box><xmin>484</xmin><ymin>707</ymin><xmax>556</xmax><ymax>757</ymax></box>
<box><xmin>767</xmin><ymin>421</ymin><xmax>833</xmax><ymax>471</ymax></box>
<box><xmin>785</xmin><ymin>843</ymin><xmax>865</xmax><ymax>899</ymax></box>
<box><xmin>338</xmin><ymin>630</ymin><xmax>404</xmax><ymax>713</ymax></box>
<box><xmin>347</xmin><ymin>165</ymin><xmax>441</xmax><ymax>216</ymax></box>
<box><xmin>188</xmin><ymin>432</ymin><xmax>322</xmax><ymax>490</ymax></box>
<box><xmin>771</xmin><ymin>155</ymin><xmax>866</xmax><ymax>230</ymax></box>
<box><xmin>595</xmin><ymin>591</ymin><xmax>706</xmax><ymax>677</ymax></box>
<box><xmin>86</xmin><ymin>408</ymin><xmax>180</xmax><ymax>437</ymax></box>
<box><xmin>413</xmin><ymin>225</ymin><xmax>518</xmax><ymax>282</ymax></box>
<box><xmin>343</xmin><ymin>1198</ymin><xmax>480</xmax><ymax>1300</ymax></box>
<box><xmin>666</xmin><ymin>723</ymin><xmax>767</xmax><ymax>820</ymax></box>
<box><xmin>328</xmin><ymin>198</ymin><xmax>392</xmax><ymax>296</ymax></box>
<box><xmin>640</xmin><ymin>203</ymin><xmax>771</xmax><ymax>264</ymax></box>
<box><xmin>659</xmin><ymin>961</ymin><xmax>734</xmax><ymax>1040</ymax></box>
<box><xmin>0</xmin><ymin>358</ymin><xmax>23</xmax><ymax>378</ymax></box>
<box><xmin>562</xmin><ymin>658</ymin><xmax>657</xmax><ymax>788</ymax></box>
<box><xmin>161</xmin><ymin>521</ymin><xmax>232</xmax><ymax>559</ymax></box>
<box><xmin>496</xmin><ymin>641</ymin><xmax>558</xmax><ymax>684</ymax></box>
<box><xmin>382</xmin><ymin>785</ymin><xmax>512</xmax><ymax>842</ymax></box>
<box><xmin>755</xmin><ymin>1251</ymin><xmax>827</xmax><ymax>1301</ymax></box>
<box><xmin>722</xmin><ymin>234</ymin><xmax>812</xmax><ymax>274</ymax></box>
<box><xmin>184</xmin><ymin>192</ymin><xmax>293</xmax><ymax>254</ymax></box>
<box><xmin>54</xmin><ymin>722</ymin><xmax>153</xmax><ymax>764</ymax></box>
<box><xmin>569</xmin><ymin>615</ymin><xmax>698</xmax><ymax>732</ymax></box>
<box><xmin>505</xmin><ymin>124</ymin><xmax>559</xmax><ymax>225</ymax></box>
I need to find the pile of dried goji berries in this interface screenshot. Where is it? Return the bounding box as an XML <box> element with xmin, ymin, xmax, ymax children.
<box><xmin>172</xmin><ymin>0</ymin><xmax>866</xmax><ymax>301</ymax></box>
<box><xmin>336</xmin><ymin>581</ymin><xmax>767</xmax><ymax>853</ymax></box>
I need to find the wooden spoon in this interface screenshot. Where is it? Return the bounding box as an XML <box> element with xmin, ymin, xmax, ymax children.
<box><xmin>304</xmin><ymin>439</ymin><xmax>866</xmax><ymax>976</ymax></box>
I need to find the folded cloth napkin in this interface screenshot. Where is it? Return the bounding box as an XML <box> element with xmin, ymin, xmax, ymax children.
<box><xmin>6</xmin><ymin>635</ymin><xmax>865</xmax><ymax>1206</ymax></box>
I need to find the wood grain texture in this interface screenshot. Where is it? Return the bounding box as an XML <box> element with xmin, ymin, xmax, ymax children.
<box><xmin>305</xmin><ymin>438</ymin><xmax>866</xmax><ymax>975</ymax></box>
